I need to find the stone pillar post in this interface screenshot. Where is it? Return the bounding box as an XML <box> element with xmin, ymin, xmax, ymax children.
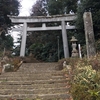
<box><xmin>20</xmin><ymin>22</ymin><xmax>27</xmax><ymax>57</ymax></box>
<box><xmin>83</xmin><ymin>12</ymin><xmax>96</xmax><ymax>58</ymax></box>
<box><xmin>61</xmin><ymin>20</ymin><xmax>69</xmax><ymax>58</ymax></box>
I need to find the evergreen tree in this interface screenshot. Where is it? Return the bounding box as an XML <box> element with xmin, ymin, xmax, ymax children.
<box><xmin>0</xmin><ymin>0</ymin><xmax>20</xmax><ymax>54</ymax></box>
<box><xmin>31</xmin><ymin>0</ymin><xmax>47</xmax><ymax>16</ymax></box>
<box><xmin>47</xmin><ymin>0</ymin><xmax>78</xmax><ymax>15</ymax></box>
<box><xmin>0</xmin><ymin>0</ymin><xmax>20</xmax><ymax>29</ymax></box>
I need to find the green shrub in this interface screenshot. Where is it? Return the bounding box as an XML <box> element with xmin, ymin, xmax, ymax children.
<box><xmin>69</xmin><ymin>58</ymin><xmax>100</xmax><ymax>100</ymax></box>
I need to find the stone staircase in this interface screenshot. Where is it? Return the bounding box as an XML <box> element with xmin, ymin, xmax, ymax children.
<box><xmin>0</xmin><ymin>63</ymin><xmax>71</xmax><ymax>100</ymax></box>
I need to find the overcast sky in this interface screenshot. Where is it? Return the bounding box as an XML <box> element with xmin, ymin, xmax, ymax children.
<box><xmin>19</xmin><ymin>0</ymin><xmax>37</xmax><ymax>16</ymax></box>
<box><xmin>11</xmin><ymin>0</ymin><xmax>37</xmax><ymax>43</ymax></box>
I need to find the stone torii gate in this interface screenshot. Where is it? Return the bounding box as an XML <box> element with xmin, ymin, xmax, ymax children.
<box><xmin>8</xmin><ymin>14</ymin><xmax>76</xmax><ymax>58</ymax></box>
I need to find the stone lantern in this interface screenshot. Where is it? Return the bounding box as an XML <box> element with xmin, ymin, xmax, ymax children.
<box><xmin>70</xmin><ymin>36</ymin><xmax>78</xmax><ymax>57</ymax></box>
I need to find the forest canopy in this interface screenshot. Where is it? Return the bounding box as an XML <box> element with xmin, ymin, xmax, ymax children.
<box><xmin>0</xmin><ymin>0</ymin><xmax>20</xmax><ymax>55</ymax></box>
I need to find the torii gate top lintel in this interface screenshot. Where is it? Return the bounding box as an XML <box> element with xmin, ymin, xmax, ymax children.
<box><xmin>8</xmin><ymin>14</ymin><xmax>77</xmax><ymax>23</ymax></box>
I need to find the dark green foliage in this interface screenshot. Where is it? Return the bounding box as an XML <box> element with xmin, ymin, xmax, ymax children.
<box><xmin>0</xmin><ymin>34</ymin><xmax>13</xmax><ymax>50</ymax></box>
<box><xmin>31</xmin><ymin>0</ymin><xmax>47</xmax><ymax>16</ymax></box>
<box><xmin>0</xmin><ymin>0</ymin><xmax>20</xmax><ymax>54</ymax></box>
<box><xmin>0</xmin><ymin>0</ymin><xmax>20</xmax><ymax>27</ymax></box>
<box><xmin>47</xmin><ymin>0</ymin><xmax>77</xmax><ymax>15</ymax></box>
<box><xmin>3</xmin><ymin>35</ymin><xmax>13</xmax><ymax>49</ymax></box>
<box><xmin>28</xmin><ymin>31</ymin><xmax>63</xmax><ymax>62</ymax></box>
<box><xmin>96</xmin><ymin>39</ymin><xmax>100</xmax><ymax>52</ymax></box>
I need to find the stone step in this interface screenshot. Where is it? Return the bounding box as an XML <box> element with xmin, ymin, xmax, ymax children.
<box><xmin>0</xmin><ymin>62</ymin><xmax>70</xmax><ymax>99</ymax></box>
<box><xmin>18</xmin><ymin>69</ymin><xmax>60</xmax><ymax>73</ymax></box>
<box><xmin>0</xmin><ymin>87</ymin><xmax>69</xmax><ymax>94</ymax></box>
<box><xmin>1</xmin><ymin>71</ymin><xmax>64</xmax><ymax>76</ymax></box>
<box><xmin>0</xmin><ymin>93</ymin><xmax>71</xmax><ymax>99</ymax></box>
<box><xmin>0</xmin><ymin>76</ymin><xmax>66</xmax><ymax>81</ymax></box>
<box><xmin>0</xmin><ymin>73</ymin><xmax>64</xmax><ymax>78</ymax></box>
<box><xmin>0</xmin><ymin>79</ymin><xmax>68</xmax><ymax>85</ymax></box>
<box><xmin>0</xmin><ymin>83</ymin><xmax>67</xmax><ymax>89</ymax></box>
<box><xmin>18</xmin><ymin>63</ymin><xmax>59</xmax><ymax>72</ymax></box>
<box><xmin>19</xmin><ymin>66</ymin><xmax>57</xmax><ymax>70</ymax></box>
<box><xmin>21</xmin><ymin>63</ymin><xmax>58</xmax><ymax>67</ymax></box>
<box><xmin>18</xmin><ymin>70</ymin><xmax>58</xmax><ymax>72</ymax></box>
<box><xmin>20</xmin><ymin>63</ymin><xmax>58</xmax><ymax>69</ymax></box>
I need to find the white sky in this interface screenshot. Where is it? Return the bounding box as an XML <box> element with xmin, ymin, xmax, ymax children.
<box><xmin>11</xmin><ymin>0</ymin><xmax>37</xmax><ymax>44</ymax></box>
<box><xmin>19</xmin><ymin>0</ymin><xmax>37</xmax><ymax>16</ymax></box>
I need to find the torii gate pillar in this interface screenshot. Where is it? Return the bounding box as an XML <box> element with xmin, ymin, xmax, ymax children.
<box><xmin>20</xmin><ymin>22</ymin><xmax>27</xmax><ymax>57</ymax></box>
<box><xmin>61</xmin><ymin>20</ymin><xmax>69</xmax><ymax>58</ymax></box>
